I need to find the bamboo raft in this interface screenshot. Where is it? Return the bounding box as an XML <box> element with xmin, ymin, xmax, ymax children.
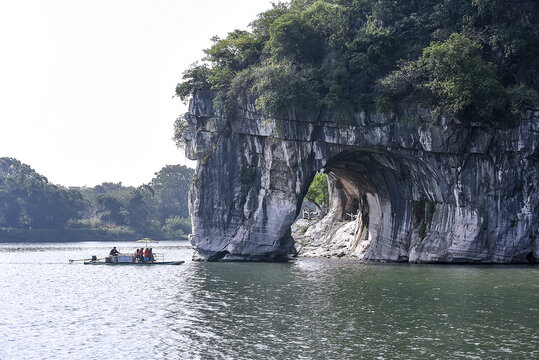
<box><xmin>70</xmin><ymin>253</ymin><xmax>184</xmax><ymax>266</ymax></box>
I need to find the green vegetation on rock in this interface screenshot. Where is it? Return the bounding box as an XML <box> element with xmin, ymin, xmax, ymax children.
<box><xmin>175</xmin><ymin>0</ymin><xmax>538</xmax><ymax>130</ymax></box>
<box><xmin>305</xmin><ymin>172</ymin><xmax>329</xmax><ymax>215</ymax></box>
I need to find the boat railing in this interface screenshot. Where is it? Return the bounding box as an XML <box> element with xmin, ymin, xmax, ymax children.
<box><xmin>153</xmin><ymin>253</ymin><xmax>165</xmax><ymax>262</ymax></box>
<box><xmin>107</xmin><ymin>252</ymin><xmax>165</xmax><ymax>263</ymax></box>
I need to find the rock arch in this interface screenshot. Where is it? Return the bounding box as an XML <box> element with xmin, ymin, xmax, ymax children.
<box><xmin>299</xmin><ymin>149</ymin><xmax>451</xmax><ymax>261</ymax></box>
<box><xmin>184</xmin><ymin>90</ymin><xmax>537</xmax><ymax>262</ymax></box>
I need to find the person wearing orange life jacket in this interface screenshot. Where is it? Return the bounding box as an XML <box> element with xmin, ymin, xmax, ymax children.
<box><xmin>143</xmin><ymin>248</ymin><xmax>150</xmax><ymax>262</ymax></box>
<box><xmin>134</xmin><ymin>248</ymin><xmax>143</xmax><ymax>262</ymax></box>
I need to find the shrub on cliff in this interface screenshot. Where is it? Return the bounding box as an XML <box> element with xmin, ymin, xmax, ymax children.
<box><xmin>175</xmin><ymin>0</ymin><xmax>538</xmax><ymax>127</ymax></box>
<box><xmin>379</xmin><ymin>33</ymin><xmax>508</xmax><ymax>124</ymax></box>
<box><xmin>175</xmin><ymin>63</ymin><xmax>212</xmax><ymax>103</ymax></box>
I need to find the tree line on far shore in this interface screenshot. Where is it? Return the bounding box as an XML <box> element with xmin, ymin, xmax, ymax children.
<box><xmin>0</xmin><ymin>157</ymin><xmax>194</xmax><ymax>239</ymax></box>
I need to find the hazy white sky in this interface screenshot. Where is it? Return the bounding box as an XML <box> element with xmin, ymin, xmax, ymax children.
<box><xmin>0</xmin><ymin>0</ymin><xmax>275</xmax><ymax>187</ymax></box>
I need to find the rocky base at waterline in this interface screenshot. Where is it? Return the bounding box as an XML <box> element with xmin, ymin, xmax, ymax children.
<box><xmin>292</xmin><ymin>218</ymin><xmax>358</xmax><ymax>259</ymax></box>
<box><xmin>292</xmin><ymin>217</ymin><xmax>537</xmax><ymax>263</ymax></box>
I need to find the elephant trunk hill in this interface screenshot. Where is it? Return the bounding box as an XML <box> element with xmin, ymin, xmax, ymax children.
<box><xmin>184</xmin><ymin>90</ymin><xmax>537</xmax><ymax>263</ymax></box>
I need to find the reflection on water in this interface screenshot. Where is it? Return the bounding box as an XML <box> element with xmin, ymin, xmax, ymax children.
<box><xmin>0</xmin><ymin>242</ymin><xmax>537</xmax><ymax>359</ymax></box>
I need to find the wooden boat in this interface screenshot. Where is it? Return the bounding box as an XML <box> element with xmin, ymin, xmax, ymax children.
<box><xmin>81</xmin><ymin>253</ymin><xmax>184</xmax><ymax>266</ymax></box>
<box><xmin>84</xmin><ymin>260</ymin><xmax>184</xmax><ymax>265</ymax></box>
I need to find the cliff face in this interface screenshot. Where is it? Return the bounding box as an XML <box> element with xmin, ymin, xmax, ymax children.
<box><xmin>184</xmin><ymin>90</ymin><xmax>538</xmax><ymax>262</ymax></box>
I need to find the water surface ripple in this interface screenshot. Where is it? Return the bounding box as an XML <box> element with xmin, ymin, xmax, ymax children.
<box><xmin>0</xmin><ymin>242</ymin><xmax>537</xmax><ymax>359</ymax></box>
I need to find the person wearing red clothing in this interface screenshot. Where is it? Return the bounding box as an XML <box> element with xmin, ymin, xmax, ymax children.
<box><xmin>134</xmin><ymin>248</ymin><xmax>144</xmax><ymax>262</ymax></box>
<box><xmin>143</xmin><ymin>248</ymin><xmax>150</xmax><ymax>262</ymax></box>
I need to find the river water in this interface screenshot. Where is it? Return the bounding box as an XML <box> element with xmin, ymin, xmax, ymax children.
<box><xmin>0</xmin><ymin>241</ymin><xmax>537</xmax><ymax>359</ymax></box>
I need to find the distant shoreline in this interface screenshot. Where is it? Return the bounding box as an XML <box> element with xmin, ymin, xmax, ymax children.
<box><xmin>0</xmin><ymin>228</ymin><xmax>188</xmax><ymax>242</ymax></box>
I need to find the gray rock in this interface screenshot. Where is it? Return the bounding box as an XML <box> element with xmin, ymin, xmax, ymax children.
<box><xmin>185</xmin><ymin>90</ymin><xmax>538</xmax><ymax>263</ymax></box>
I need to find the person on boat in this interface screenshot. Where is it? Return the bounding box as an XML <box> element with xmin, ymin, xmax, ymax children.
<box><xmin>143</xmin><ymin>248</ymin><xmax>150</xmax><ymax>262</ymax></box>
<box><xmin>139</xmin><ymin>248</ymin><xmax>146</xmax><ymax>262</ymax></box>
<box><xmin>109</xmin><ymin>247</ymin><xmax>120</xmax><ymax>256</ymax></box>
<box><xmin>134</xmin><ymin>248</ymin><xmax>142</xmax><ymax>261</ymax></box>
<box><xmin>148</xmin><ymin>248</ymin><xmax>155</xmax><ymax>262</ymax></box>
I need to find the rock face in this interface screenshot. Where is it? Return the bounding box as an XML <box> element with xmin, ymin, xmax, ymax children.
<box><xmin>184</xmin><ymin>90</ymin><xmax>538</xmax><ymax>262</ymax></box>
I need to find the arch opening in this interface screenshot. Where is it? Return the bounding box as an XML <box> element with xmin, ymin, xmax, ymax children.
<box><xmin>293</xmin><ymin>149</ymin><xmax>445</xmax><ymax>261</ymax></box>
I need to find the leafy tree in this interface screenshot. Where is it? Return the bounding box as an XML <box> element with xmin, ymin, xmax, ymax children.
<box><xmin>305</xmin><ymin>172</ymin><xmax>329</xmax><ymax>215</ymax></box>
<box><xmin>173</xmin><ymin>115</ymin><xmax>189</xmax><ymax>147</ymax></box>
<box><xmin>96</xmin><ymin>194</ymin><xmax>126</xmax><ymax>226</ymax></box>
<box><xmin>0</xmin><ymin>182</ymin><xmax>23</xmax><ymax>228</ymax></box>
<box><xmin>268</xmin><ymin>11</ymin><xmax>321</xmax><ymax>63</ymax></box>
<box><xmin>346</xmin><ymin>16</ymin><xmax>395</xmax><ymax>106</ymax></box>
<box><xmin>124</xmin><ymin>189</ymin><xmax>152</xmax><ymax>233</ymax></box>
<box><xmin>150</xmin><ymin>165</ymin><xmax>194</xmax><ymax>221</ymax></box>
<box><xmin>250</xmin><ymin>64</ymin><xmax>318</xmax><ymax>118</ymax></box>
<box><xmin>175</xmin><ymin>0</ymin><xmax>538</xmax><ymax>129</ymax></box>
<box><xmin>0</xmin><ymin>158</ymin><xmax>86</xmax><ymax>229</ymax></box>
<box><xmin>507</xmin><ymin>83</ymin><xmax>539</xmax><ymax>118</ymax></box>
<box><xmin>380</xmin><ymin>33</ymin><xmax>507</xmax><ymax>123</ymax></box>
<box><xmin>175</xmin><ymin>63</ymin><xmax>212</xmax><ymax>103</ymax></box>
<box><xmin>205</xmin><ymin>31</ymin><xmax>258</xmax><ymax>69</ymax></box>
<box><xmin>0</xmin><ymin>158</ymin><xmax>194</xmax><ymax>238</ymax></box>
<box><xmin>163</xmin><ymin>216</ymin><xmax>192</xmax><ymax>237</ymax></box>
<box><xmin>249</xmin><ymin>2</ymin><xmax>290</xmax><ymax>40</ymax></box>
<box><xmin>80</xmin><ymin>165</ymin><xmax>193</xmax><ymax>237</ymax></box>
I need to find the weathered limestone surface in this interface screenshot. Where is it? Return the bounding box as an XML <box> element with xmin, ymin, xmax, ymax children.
<box><xmin>185</xmin><ymin>90</ymin><xmax>538</xmax><ymax>262</ymax></box>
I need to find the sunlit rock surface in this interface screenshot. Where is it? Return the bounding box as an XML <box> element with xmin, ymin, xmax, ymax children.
<box><xmin>185</xmin><ymin>90</ymin><xmax>538</xmax><ymax>263</ymax></box>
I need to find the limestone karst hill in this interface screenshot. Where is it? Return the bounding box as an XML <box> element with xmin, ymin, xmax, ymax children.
<box><xmin>176</xmin><ymin>1</ymin><xmax>538</xmax><ymax>262</ymax></box>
